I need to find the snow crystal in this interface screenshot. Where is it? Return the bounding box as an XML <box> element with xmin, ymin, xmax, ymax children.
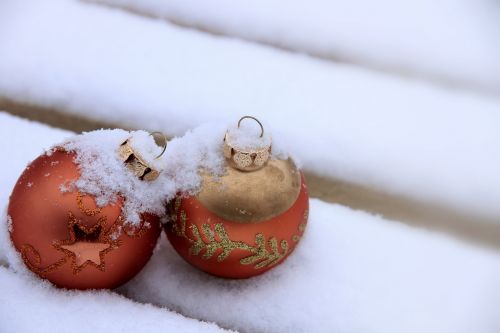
<box><xmin>6</xmin><ymin>215</ymin><xmax>13</xmax><ymax>233</ymax></box>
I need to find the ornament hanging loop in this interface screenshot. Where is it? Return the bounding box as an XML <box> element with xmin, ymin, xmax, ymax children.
<box><xmin>237</xmin><ymin>116</ymin><xmax>264</xmax><ymax>138</ymax></box>
<box><xmin>149</xmin><ymin>131</ymin><xmax>167</xmax><ymax>159</ymax></box>
<box><xmin>224</xmin><ymin>116</ymin><xmax>271</xmax><ymax>171</ymax></box>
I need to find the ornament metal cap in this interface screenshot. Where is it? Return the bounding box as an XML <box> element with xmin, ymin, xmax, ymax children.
<box><xmin>223</xmin><ymin>116</ymin><xmax>271</xmax><ymax>172</ymax></box>
<box><xmin>118</xmin><ymin>132</ymin><xmax>166</xmax><ymax>181</ymax></box>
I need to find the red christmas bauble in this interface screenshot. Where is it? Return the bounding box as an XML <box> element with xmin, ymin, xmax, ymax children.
<box><xmin>166</xmin><ymin>150</ymin><xmax>309</xmax><ymax>278</ymax></box>
<box><xmin>8</xmin><ymin>149</ymin><xmax>161</xmax><ymax>289</ymax></box>
<box><xmin>166</xmin><ymin>117</ymin><xmax>309</xmax><ymax>279</ymax></box>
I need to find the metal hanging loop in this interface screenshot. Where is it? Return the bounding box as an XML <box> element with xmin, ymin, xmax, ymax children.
<box><xmin>237</xmin><ymin>116</ymin><xmax>264</xmax><ymax>138</ymax></box>
<box><xmin>149</xmin><ymin>131</ymin><xmax>168</xmax><ymax>159</ymax></box>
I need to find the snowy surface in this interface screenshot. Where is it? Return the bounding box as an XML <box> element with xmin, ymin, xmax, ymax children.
<box><xmin>1</xmin><ymin>111</ymin><xmax>500</xmax><ymax>332</ymax></box>
<box><xmin>94</xmin><ymin>0</ymin><xmax>500</xmax><ymax>94</ymax></box>
<box><xmin>1</xmin><ymin>0</ymin><xmax>500</xmax><ymax>220</ymax></box>
<box><xmin>0</xmin><ymin>267</ymin><xmax>232</xmax><ymax>333</ymax></box>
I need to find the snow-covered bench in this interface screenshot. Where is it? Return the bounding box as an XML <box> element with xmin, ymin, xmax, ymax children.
<box><xmin>1</xmin><ymin>112</ymin><xmax>499</xmax><ymax>332</ymax></box>
<box><xmin>94</xmin><ymin>0</ymin><xmax>500</xmax><ymax>94</ymax></box>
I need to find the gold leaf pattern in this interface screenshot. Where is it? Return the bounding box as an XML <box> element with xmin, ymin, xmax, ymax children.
<box><xmin>292</xmin><ymin>208</ymin><xmax>308</xmax><ymax>243</ymax></box>
<box><xmin>172</xmin><ymin>210</ymin><xmax>289</xmax><ymax>269</ymax></box>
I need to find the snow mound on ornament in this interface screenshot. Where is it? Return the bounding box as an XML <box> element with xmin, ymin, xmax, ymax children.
<box><xmin>225</xmin><ymin>119</ymin><xmax>295</xmax><ymax>163</ymax></box>
<box><xmin>58</xmin><ymin>126</ymin><xmax>224</xmax><ymax>226</ymax></box>
<box><xmin>56</xmin><ymin>121</ymin><xmax>288</xmax><ymax>228</ymax></box>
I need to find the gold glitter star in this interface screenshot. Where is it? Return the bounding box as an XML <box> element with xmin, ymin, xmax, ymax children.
<box><xmin>54</xmin><ymin>212</ymin><xmax>117</xmax><ymax>274</ymax></box>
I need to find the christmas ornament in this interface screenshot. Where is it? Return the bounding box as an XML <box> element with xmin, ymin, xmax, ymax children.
<box><xmin>166</xmin><ymin>116</ymin><xmax>309</xmax><ymax>279</ymax></box>
<box><xmin>8</xmin><ymin>132</ymin><xmax>165</xmax><ymax>289</ymax></box>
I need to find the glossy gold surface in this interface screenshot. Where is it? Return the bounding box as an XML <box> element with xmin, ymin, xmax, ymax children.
<box><xmin>197</xmin><ymin>159</ymin><xmax>301</xmax><ymax>223</ymax></box>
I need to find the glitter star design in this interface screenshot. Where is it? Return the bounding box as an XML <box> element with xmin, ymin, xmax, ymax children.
<box><xmin>53</xmin><ymin>212</ymin><xmax>118</xmax><ymax>274</ymax></box>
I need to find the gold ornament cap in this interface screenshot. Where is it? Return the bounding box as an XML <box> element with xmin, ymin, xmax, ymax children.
<box><xmin>118</xmin><ymin>132</ymin><xmax>166</xmax><ymax>181</ymax></box>
<box><xmin>223</xmin><ymin>116</ymin><xmax>271</xmax><ymax>172</ymax></box>
<box><xmin>197</xmin><ymin>116</ymin><xmax>300</xmax><ymax>223</ymax></box>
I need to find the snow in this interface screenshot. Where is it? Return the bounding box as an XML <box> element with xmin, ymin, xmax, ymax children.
<box><xmin>1</xmin><ymin>111</ymin><xmax>500</xmax><ymax>332</ymax></box>
<box><xmin>59</xmin><ymin>126</ymin><xmax>227</xmax><ymax>226</ymax></box>
<box><xmin>93</xmin><ymin>0</ymin><xmax>500</xmax><ymax>94</ymax></box>
<box><xmin>0</xmin><ymin>267</ymin><xmax>233</xmax><ymax>333</ymax></box>
<box><xmin>226</xmin><ymin>119</ymin><xmax>272</xmax><ymax>152</ymax></box>
<box><xmin>49</xmin><ymin>121</ymin><xmax>279</xmax><ymax>226</ymax></box>
<box><xmin>1</xmin><ymin>0</ymin><xmax>499</xmax><ymax>220</ymax></box>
